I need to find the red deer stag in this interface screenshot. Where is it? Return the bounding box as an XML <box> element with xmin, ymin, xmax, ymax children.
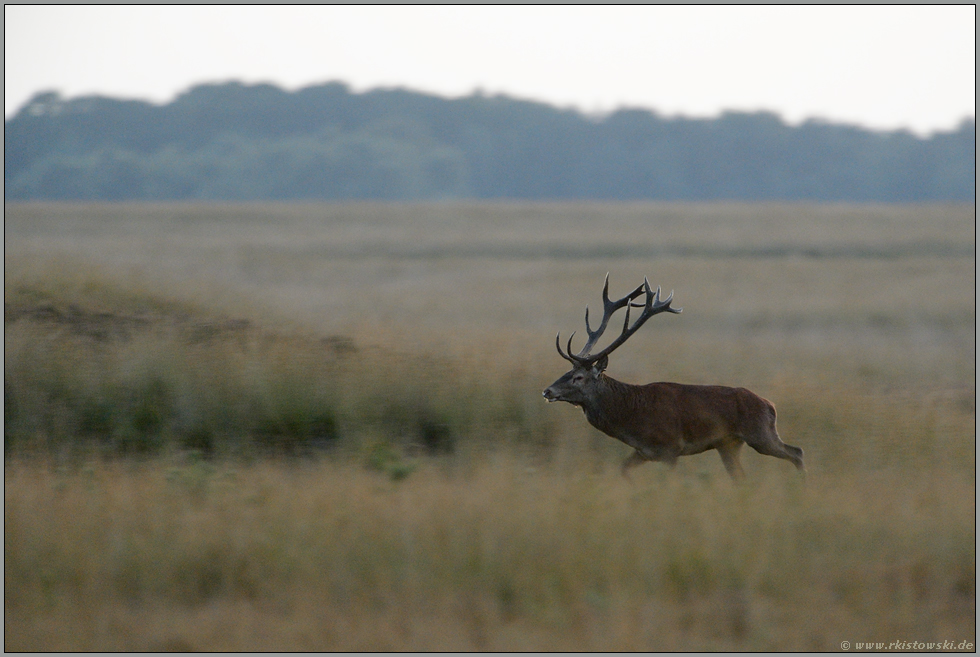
<box><xmin>542</xmin><ymin>275</ymin><xmax>805</xmax><ymax>479</ymax></box>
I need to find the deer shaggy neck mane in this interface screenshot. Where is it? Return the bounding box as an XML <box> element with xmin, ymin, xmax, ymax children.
<box><xmin>580</xmin><ymin>375</ymin><xmax>642</xmax><ymax>431</ymax></box>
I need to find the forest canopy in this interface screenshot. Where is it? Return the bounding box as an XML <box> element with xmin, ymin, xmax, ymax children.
<box><xmin>5</xmin><ymin>81</ymin><xmax>975</xmax><ymax>202</ymax></box>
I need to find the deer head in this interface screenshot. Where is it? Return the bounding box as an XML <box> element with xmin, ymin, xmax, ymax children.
<box><xmin>543</xmin><ymin>274</ymin><xmax>680</xmax><ymax>405</ymax></box>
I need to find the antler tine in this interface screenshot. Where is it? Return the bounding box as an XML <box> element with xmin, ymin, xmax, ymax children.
<box><xmin>584</xmin><ymin>272</ymin><xmax>611</xmax><ymax>338</ymax></box>
<box><xmin>653</xmin><ymin>284</ymin><xmax>682</xmax><ymax>314</ymax></box>
<box><xmin>621</xmin><ymin>284</ymin><xmax>637</xmax><ymax>332</ymax></box>
<box><xmin>630</xmin><ymin>284</ymin><xmax>682</xmax><ymax>312</ymax></box>
<box><xmin>576</xmin><ymin>274</ymin><xmax>646</xmax><ymax>359</ymax></box>
<box><xmin>581</xmin><ymin>277</ymin><xmax>682</xmax><ymax>365</ymax></box>
<box><xmin>555</xmin><ymin>331</ymin><xmax>577</xmax><ymax>364</ymax></box>
<box><xmin>557</xmin><ymin>275</ymin><xmax>680</xmax><ymax>369</ymax></box>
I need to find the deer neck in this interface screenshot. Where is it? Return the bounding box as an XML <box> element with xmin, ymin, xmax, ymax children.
<box><xmin>581</xmin><ymin>375</ymin><xmax>640</xmax><ymax>436</ymax></box>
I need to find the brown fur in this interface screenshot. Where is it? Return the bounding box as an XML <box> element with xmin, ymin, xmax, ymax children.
<box><xmin>544</xmin><ymin>366</ymin><xmax>805</xmax><ymax>479</ymax></box>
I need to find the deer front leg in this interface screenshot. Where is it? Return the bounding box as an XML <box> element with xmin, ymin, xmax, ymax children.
<box><xmin>621</xmin><ymin>450</ymin><xmax>646</xmax><ymax>478</ymax></box>
<box><xmin>621</xmin><ymin>449</ymin><xmax>678</xmax><ymax>479</ymax></box>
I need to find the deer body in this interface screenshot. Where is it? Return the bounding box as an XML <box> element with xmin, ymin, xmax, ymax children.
<box><xmin>543</xmin><ymin>275</ymin><xmax>805</xmax><ymax>479</ymax></box>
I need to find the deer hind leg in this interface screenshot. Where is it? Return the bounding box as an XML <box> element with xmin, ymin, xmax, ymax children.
<box><xmin>750</xmin><ymin>432</ymin><xmax>805</xmax><ymax>472</ymax></box>
<box><xmin>717</xmin><ymin>441</ymin><xmax>745</xmax><ymax>480</ymax></box>
<box><xmin>743</xmin><ymin>414</ymin><xmax>806</xmax><ymax>473</ymax></box>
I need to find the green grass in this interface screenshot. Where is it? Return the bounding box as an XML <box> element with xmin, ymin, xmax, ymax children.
<box><xmin>4</xmin><ymin>201</ymin><xmax>976</xmax><ymax>650</ymax></box>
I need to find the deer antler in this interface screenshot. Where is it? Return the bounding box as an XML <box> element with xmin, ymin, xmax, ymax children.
<box><xmin>556</xmin><ymin>274</ymin><xmax>681</xmax><ymax>367</ymax></box>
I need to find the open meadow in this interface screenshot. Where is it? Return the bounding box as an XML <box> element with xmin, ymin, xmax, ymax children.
<box><xmin>4</xmin><ymin>201</ymin><xmax>976</xmax><ymax>650</ymax></box>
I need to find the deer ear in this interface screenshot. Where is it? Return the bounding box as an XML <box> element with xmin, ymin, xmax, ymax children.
<box><xmin>593</xmin><ymin>355</ymin><xmax>609</xmax><ymax>373</ymax></box>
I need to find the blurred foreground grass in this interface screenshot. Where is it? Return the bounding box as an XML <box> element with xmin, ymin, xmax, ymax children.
<box><xmin>5</xmin><ymin>456</ymin><xmax>974</xmax><ymax>651</ymax></box>
<box><xmin>4</xmin><ymin>202</ymin><xmax>976</xmax><ymax>650</ymax></box>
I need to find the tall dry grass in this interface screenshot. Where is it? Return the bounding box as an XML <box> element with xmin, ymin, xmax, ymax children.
<box><xmin>4</xmin><ymin>455</ymin><xmax>975</xmax><ymax>651</ymax></box>
<box><xmin>4</xmin><ymin>201</ymin><xmax>976</xmax><ymax>650</ymax></box>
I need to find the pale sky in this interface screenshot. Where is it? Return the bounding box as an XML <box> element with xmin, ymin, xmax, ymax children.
<box><xmin>4</xmin><ymin>5</ymin><xmax>976</xmax><ymax>135</ymax></box>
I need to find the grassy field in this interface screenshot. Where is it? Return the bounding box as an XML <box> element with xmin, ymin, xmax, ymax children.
<box><xmin>4</xmin><ymin>201</ymin><xmax>976</xmax><ymax>650</ymax></box>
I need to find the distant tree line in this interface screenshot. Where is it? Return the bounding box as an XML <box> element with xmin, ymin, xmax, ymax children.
<box><xmin>4</xmin><ymin>81</ymin><xmax>975</xmax><ymax>202</ymax></box>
